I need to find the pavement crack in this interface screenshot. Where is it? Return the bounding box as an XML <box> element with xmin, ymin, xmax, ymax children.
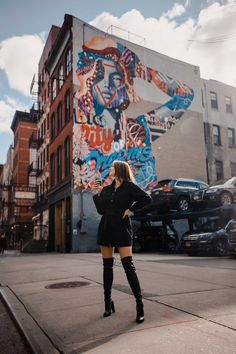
<box><xmin>148</xmin><ymin>298</ymin><xmax>236</xmax><ymax>332</ymax></box>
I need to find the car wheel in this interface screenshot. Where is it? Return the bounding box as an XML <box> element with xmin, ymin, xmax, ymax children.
<box><xmin>132</xmin><ymin>241</ymin><xmax>142</xmax><ymax>253</ymax></box>
<box><xmin>220</xmin><ymin>192</ymin><xmax>233</xmax><ymax>205</ymax></box>
<box><xmin>214</xmin><ymin>239</ymin><xmax>228</xmax><ymax>256</ymax></box>
<box><xmin>167</xmin><ymin>241</ymin><xmax>176</xmax><ymax>254</ymax></box>
<box><xmin>177</xmin><ymin>197</ymin><xmax>190</xmax><ymax>211</ymax></box>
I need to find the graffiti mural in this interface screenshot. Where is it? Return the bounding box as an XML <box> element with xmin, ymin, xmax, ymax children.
<box><xmin>73</xmin><ymin>36</ymin><xmax>194</xmax><ymax>191</ymax></box>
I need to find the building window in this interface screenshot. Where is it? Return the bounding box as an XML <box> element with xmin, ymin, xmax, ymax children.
<box><xmin>57</xmin><ymin>102</ymin><xmax>62</xmax><ymax>133</ymax></box>
<box><xmin>64</xmin><ymin>137</ymin><xmax>70</xmax><ymax>177</ymax></box>
<box><xmin>215</xmin><ymin>160</ymin><xmax>223</xmax><ymax>181</ymax></box>
<box><xmin>225</xmin><ymin>96</ymin><xmax>233</xmax><ymax>113</ymax></box>
<box><xmin>47</xmin><ymin>81</ymin><xmax>50</xmax><ymax>98</ymax></box>
<box><xmin>59</xmin><ymin>64</ymin><xmax>64</xmax><ymax>89</ymax></box>
<box><xmin>65</xmin><ymin>89</ymin><xmax>70</xmax><ymax>122</ymax></box>
<box><xmin>201</xmin><ymin>88</ymin><xmax>205</xmax><ymax>107</ymax></box>
<box><xmin>228</xmin><ymin>128</ymin><xmax>235</xmax><ymax>148</ymax></box>
<box><xmin>57</xmin><ymin>146</ymin><xmax>62</xmax><ymax>182</ymax></box>
<box><xmin>66</xmin><ymin>49</ymin><xmax>72</xmax><ymax>76</ymax></box>
<box><xmin>46</xmin><ymin>145</ymin><xmax>49</xmax><ymax>163</ymax></box>
<box><xmin>47</xmin><ymin>114</ymin><xmax>49</xmax><ymax>130</ymax></box>
<box><xmin>50</xmin><ymin>113</ymin><xmax>55</xmax><ymax>140</ymax></box>
<box><xmin>43</xmin><ymin>148</ymin><xmax>46</xmax><ymax>166</ymax></box>
<box><xmin>210</xmin><ymin>91</ymin><xmax>218</xmax><ymax>110</ymax></box>
<box><xmin>52</xmin><ymin>78</ymin><xmax>57</xmax><ymax>100</ymax></box>
<box><xmin>213</xmin><ymin>125</ymin><xmax>221</xmax><ymax>145</ymax></box>
<box><xmin>230</xmin><ymin>162</ymin><xmax>236</xmax><ymax>177</ymax></box>
<box><xmin>50</xmin><ymin>153</ymin><xmax>55</xmax><ymax>187</ymax></box>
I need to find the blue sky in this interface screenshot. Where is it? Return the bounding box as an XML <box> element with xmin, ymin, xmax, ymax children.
<box><xmin>0</xmin><ymin>0</ymin><xmax>235</xmax><ymax>164</ymax></box>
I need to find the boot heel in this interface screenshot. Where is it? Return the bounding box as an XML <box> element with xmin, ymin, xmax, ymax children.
<box><xmin>136</xmin><ymin>303</ymin><xmax>144</xmax><ymax>323</ymax></box>
<box><xmin>103</xmin><ymin>301</ymin><xmax>115</xmax><ymax>317</ymax></box>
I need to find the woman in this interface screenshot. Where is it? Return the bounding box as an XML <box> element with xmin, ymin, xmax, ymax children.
<box><xmin>93</xmin><ymin>160</ymin><xmax>152</xmax><ymax>323</ymax></box>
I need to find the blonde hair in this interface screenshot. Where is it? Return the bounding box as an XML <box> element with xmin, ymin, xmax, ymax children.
<box><xmin>113</xmin><ymin>160</ymin><xmax>136</xmax><ymax>183</ymax></box>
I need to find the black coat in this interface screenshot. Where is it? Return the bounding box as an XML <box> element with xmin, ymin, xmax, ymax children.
<box><xmin>93</xmin><ymin>180</ymin><xmax>152</xmax><ymax>247</ymax></box>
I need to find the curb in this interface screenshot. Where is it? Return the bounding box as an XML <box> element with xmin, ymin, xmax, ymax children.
<box><xmin>0</xmin><ymin>286</ymin><xmax>61</xmax><ymax>354</ymax></box>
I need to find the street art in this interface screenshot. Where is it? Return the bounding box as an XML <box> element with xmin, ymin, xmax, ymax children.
<box><xmin>73</xmin><ymin>36</ymin><xmax>194</xmax><ymax>191</ymax></box>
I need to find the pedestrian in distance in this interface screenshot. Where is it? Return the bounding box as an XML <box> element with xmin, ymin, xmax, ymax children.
<box><xmin>0</xmin><ymin>234</ymin><xmax>7</xmax><ymax>255</ymax></box>
<box><xmin>92</xmin><ymin>160</ymin><xmax>152</xmax><ymax>323</ymax></box>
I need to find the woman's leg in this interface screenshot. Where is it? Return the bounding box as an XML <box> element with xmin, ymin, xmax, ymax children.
<box><xmin>100</xmin><ymin>246</ymin><xmax>115</xmax><ymax>316</ymax></box>
<box><xmin>118</xmin><ymin>246</ymin><xmax>144</xmax><ymax>323</ymax></box>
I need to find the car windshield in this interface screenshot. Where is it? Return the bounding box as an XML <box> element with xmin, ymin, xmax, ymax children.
<box><xmin>157</xmin><ymin>179</ymin><xmax>176</xmax><ymax>187</ymax></box>
<box><xmin>210</xmin><ymin>177</ymin><xmax>236</xmax><ymax>187</ymax></box>
<box><xmin>196</xmin><ymin>219</ymin><xmax>219</xmax><ymax>232</ymax></box>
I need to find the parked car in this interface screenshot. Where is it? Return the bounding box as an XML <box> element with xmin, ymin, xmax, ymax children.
<box><xmin>132</xmin><ymin>220</ymin><xmax>177</xmax><ymax>253</ymax></box>
<box><xmin>227</xmin><ymin>219</ymin><xmax>236</xmax><ymax>256</ymax></box>
<box><xmin>150</xmin><ymin>178</ymin><xmax>209</xmax><ymax>212</ymax></box>
<box><xmin>192</xmin><ymin>177</ymin><xmax>236</xmax><ymax>208</ymax></box>
<box><xmin>180</xmin><ymin>218</ymin><xmax>235</xmax><ymax>256</ymax></box>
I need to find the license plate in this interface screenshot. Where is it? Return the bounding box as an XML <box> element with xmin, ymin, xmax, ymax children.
<box><xmin>185</xmin><ymin>242</ymin><xmax>191</xmax><ymax>247</ymax></box>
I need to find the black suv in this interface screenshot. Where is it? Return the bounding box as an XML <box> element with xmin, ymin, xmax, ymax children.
<box><xmin>150</xmin><ymin>178</ymin><xmax>209</xmax><ymax>212</ymax></box>
<box><xmin>181</xmin><ymin>218</ymin><xmax>236</xmax><ymax>256</ymax></box>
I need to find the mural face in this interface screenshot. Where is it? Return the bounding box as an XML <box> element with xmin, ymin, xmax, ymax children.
<box><xmin>73</xmin><ymin>36</ymin><xmax>194</xmax><ymax>191</ymax></box>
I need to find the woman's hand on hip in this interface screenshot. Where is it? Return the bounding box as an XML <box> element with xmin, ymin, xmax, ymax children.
<box><xmin>123</xmin><ymin>209</ymin><xmax>133</xmax><ymax>218</ymax></box>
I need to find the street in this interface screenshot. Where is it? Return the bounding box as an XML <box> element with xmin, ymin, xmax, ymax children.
<box><xmin>1</xmin><ymin>251</ymin><xmax>236</xmax><ymax>353</ymax></box>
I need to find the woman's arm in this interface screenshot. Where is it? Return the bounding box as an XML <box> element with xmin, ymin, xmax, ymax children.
<box><xmin>128</xmin><ymin>182</ymin><xmax>152</xmax><ymax>213</ymax></box>
<box><xmin>92</xmin><ymin>193</ymin><xmax>106</xmax><ymax>215</ymax></box>
<box><xmin>148</xmin><ymin>68</ymin><xmax>194</xmax><ymax>119</ymax></box>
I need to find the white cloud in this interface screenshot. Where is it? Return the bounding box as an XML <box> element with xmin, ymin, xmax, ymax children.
<box><xmin>0</xmin><ymin>96</ymin><xmax>28</xmax><ymax>132</ymax></box>
<box><xmin>90</xmin><ymin>1</ymin><xmax>236</xmax><ymax>87</ymax></box>
<box><xmin>0</xmin><ymin>34</ymin><xmax>45</xmax><ymax>96</ymax></box>
<box><xmin>162</xmin><ymin>2</ymin><xmax>186</xmax><ymax>19</ymax></box>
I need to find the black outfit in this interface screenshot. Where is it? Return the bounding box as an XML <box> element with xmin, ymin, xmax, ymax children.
<box><xmin>0</xmin><ymin>237</ymin><xmax>7</xmax><ymax>254</ymax></box>
<box><xmin>93</xmin><ymin>180</ymin><xmax>152</xmax><ymax>247</ymax></box>
<box><xmin>93</xmin><ymin>179</ymin><xmax>151</xmax><ymax>323</ymax></box>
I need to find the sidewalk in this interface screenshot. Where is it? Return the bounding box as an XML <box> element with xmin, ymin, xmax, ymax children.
<box><xmin>1</xmin><ymin>252</ymin><xmax>236</xmax><ymax>353</ymax></box>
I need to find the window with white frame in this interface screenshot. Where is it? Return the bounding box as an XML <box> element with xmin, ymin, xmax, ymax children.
<box><xmin>225</xmin><ymin>96</ymin><xmax>233</xmax><ymax>113</ymax></box>
<box><xmin>52</xmin><ymin>78</ymin><xmax>57</xmax><ymax>100</ymax></box>
<box><xmin>66</xmin><ymin>49</ymin><xmax>72</xmax><ymax>76</ymax></box>
<box><xmin>213</xmin><ymin>125</ymin><xmax>221</xmax><ymax>145</ymax></box>
<box><xmin>228</xmin><ymin>128</ymin><xmax>235</xmax><ymax>148</ymax></box>
<box><xmin>210</xmin><ymin>91</ymin><xmax>218</xmax><ymax>110</ymax></box>
<box><xmin>59</xmin><ymin>64</ymin><xmax>64</xmax><ymax>89</ymax></box>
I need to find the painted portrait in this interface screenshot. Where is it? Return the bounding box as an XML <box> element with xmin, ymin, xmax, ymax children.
<box><xmin>73</xmin><ymin>36</ymin><xmax>194</xmax><ymax>191</ymax></box>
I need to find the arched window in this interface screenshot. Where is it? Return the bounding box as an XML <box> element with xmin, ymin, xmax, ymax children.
<box><xmin>65</xmin><ymin>89</ymin><xmax>70</xmax><ymax>122</ymax></box>
<box><xmin>66</xmin><ymin>49</ymin><xmax>72</xmax><ymax>76</ymax></box>
<box><xmin>50</xmin><ymin>153</ymin><xmax>55</xmax><ymax>187</ymax></box>
<box><xmin>50</xmin><ymin>113</ymin><xmax>55</xmax><ymax>140</ymax></box>
<box><xmin>52</xmin><ymin>78</ymin><xmax>57</xmax><ymax>100</ymax></box>
<box><xmin>57</xmin><ymin>146</ymin><xmax>62</xmax><ymax>182</ymax></box>
<box><xmin>58</xmin><ymin>64</ymin><xmax>64</xmax><ymax>89</ymax></box>
<box><xmin>64</xmin><ymin>137</ymin><xmax>70</xmax><ymax>177</ymax></box>
<box><xmin>57</xmin><ymin>102</ymin><xmax>62</xmax><ymax>133</ymax></box>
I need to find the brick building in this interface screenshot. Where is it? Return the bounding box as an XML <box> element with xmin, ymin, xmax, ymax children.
<box><xmin>10</xmin><ymin>109</ymin><xmax>38</xmax><ymax>246</ymax></box>
<box><xmin>31</xmin><ymin>25</ymin><xmax>61</xmax><ymax>244</ymax></box>
<box><xmin>37</xmin><ymin>14</ymin><xmax>206</xmax><ymax>252</ymax></box>
<box><xmin>0</xmin><ymin>146</ymin><xmax>13</xmax><ymax>243</ymax></box>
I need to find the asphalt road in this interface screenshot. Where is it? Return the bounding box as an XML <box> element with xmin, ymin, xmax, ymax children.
<box><xmin>1</xmin><ymin>251</ymin><xmax>236</xmax><ymax>354</ymax></box>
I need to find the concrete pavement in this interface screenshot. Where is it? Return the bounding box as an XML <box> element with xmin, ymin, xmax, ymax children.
<box><xmin>1</xmin><ymin>251</ymin><xmax>236</xmax><ymax>353</ymax></box>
